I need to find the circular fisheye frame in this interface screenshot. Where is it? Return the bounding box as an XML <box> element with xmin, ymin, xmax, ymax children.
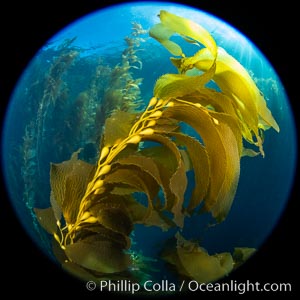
<box><xmin>1</xmin><ymin>1</ymin><xmax>297</xmax><ymax>295</ymax></box>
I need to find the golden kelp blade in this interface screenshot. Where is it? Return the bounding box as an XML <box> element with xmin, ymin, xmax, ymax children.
<box><xmin>193</xmin><ymin>48</ymin><xmax>279</xmax><ymax>146</ymax></box>
<box><xmin>151</xmin><ymin>9</ymin><xmax>278</xmax><ymax>155</ymax></box>
<box><xmin>103</xmin><ymin>110</ymin><xmax>137</xmax><ymax>147</ymax></box>
<box><xmin>171</xmin><ymin>132</ymin><xmax>210</xmax><ymax>212</ymax></box>
<box><xmin>157</xmin><ymin>10</ymin><xmax>217</xmax><ymax>57</ymax></box>
<box><xmin>154</xmin><ymin>61</ymin><xmax>216</xmax><ymax>98</ymax></box>
<box><xmin>50</xmin><ymin>151</ymin><xmax>95</xmax><ymax>224</ymax></box>
<box><xmin>122</xmin><ymin>196</ymin><xmax>173</xmax><ymax>230</ymax></box>
<box><xmin>115</xmin><ymin>155</ymin><xmax>174</xmax><ymax>209</ymax></box>
<box><xmin>65</xmin><ymin>240</ymin><xmax>131</xmax><ymax>273</ymax></box>
<box><xmin>149</xmin><ymin>22</ymin><xmax>183</xmax><ymax>56</ymax></box>
<box><xmin>34</xmin><ymin>207</ymin><xmax>57</xmax><ymax>234</ymax></box>
<box><xmin>142</xmin><ymin>133</ymin><xmax>187</xmax><ymax>227</ymax></box>
<box><xmin>170</xmin><ymin>48</ymin><xmax>217</xmax><ymax>75</ymax></box>
<box><xmin>104</xmin><ymin>167</ymin><xmax>159</xmax><ymax>218</ymax></box>
<box><xmin>96</xmin><ymin>208</ymin><xmax>133</xmax><ymax>237</ymax></box>
<box><xmin>150</xmin><ymin>10</ymin><xmax>217</xmax><ymax>78</ymax></box>
<box><xmin>177</xmin><ymin>247</ymin><xmax>233</xmax><ymax>283</ymax></box>
<box><xmin>163</xmin><ymin>234</ymin><xmax>233</xmax><ymax>283</ymax></box>
<box><xmin>163</xmin><ymin>104</ymin><xmax>241</xmax><ymax>221</ymax></box>
<box><xmin>208</xmin><ymin>122</ymin><xmax>240</xmax><ymax>221</ymax></box>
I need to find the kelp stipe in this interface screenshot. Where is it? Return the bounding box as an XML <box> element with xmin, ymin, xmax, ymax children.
<box><xmin>35</xmin><ymin>10</ymin><xmax>278</xmax><ymax>285</ymax></box>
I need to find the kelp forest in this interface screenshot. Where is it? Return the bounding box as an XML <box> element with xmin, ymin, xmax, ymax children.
<box><xmin>9</xmin><ymin>11</ymin><xmax>279</xmax><ymax>287</ymax></box>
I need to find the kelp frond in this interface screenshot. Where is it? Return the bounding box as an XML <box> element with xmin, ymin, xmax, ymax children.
<box><xmin>35</xmin><ymin>10</ymin><xmax>278</xmax><ymax>283</ymax></box>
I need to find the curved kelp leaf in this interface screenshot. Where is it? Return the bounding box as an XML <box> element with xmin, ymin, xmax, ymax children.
<box><xmin>171</xmin><ymin>132</ymin><xmax>210</xmax><ymax>213</ymax></box>
<box><xmin>154</xmin><ymin>62</ymin><xmax>216</xmax><ymax>99</ymax></box>
<box><xmin>163</xmin><ymin>105</ymin><xmax>240</xmax><ymax>221</ymax></box>
<box><xmin>103</xmin><ymin>167</ymin><xmax>159</xmax><ymax>220</ymax></box>
<box><xmin>139</xmin><ymin>145</ymin><xmax>178</xmax><ymax>175</ymax></box>
<box><xmin>103</xmin><ymin>110</ymin><xmax>138</xmax><ymax>147</ymax></box>
<box><xmin>50</xmin><ymin>191</ymin><xmax>62</xmax><ymax>222</ymax></box>
<box><xmin>170</xmin><ymin>48</ymin><xmax>215</xmax><ymax>74</ymax></box>
<box><xmin>65</xmin><ymin>240</ymin><xmax>130</xmax><ymax>273</ymax></box>
<box><xmin>193</xmin><ymin>47</ymin><xmax>279</xmax><ymax>150</ymax></box>
<box><xmin>115</xmin><ymin>155</ymin><xmax>174</xmax><ymax>209</ymax></box>
<box><xmin>150</xmin><ymin>10</ymin><xmax>217</xmax><ymax>58</ymax></box>
<box><xmin>50</xmin><ymin>150</ymin><xmax>95</xmax><ymax>224</ymax></box>
<box><xmin>208</xmin><ymin>110</ymin><xmax>243</xmax><ymax>156</ymax></box>
<box><xmin>163</xmin><ymin>233</ymin><xmax>234</xmax><ymax>283</ymax></box>
<box><xmin>181</xmin><ymin>89</ymin><xmax>237</xmax><ymax>117</ymax></box>
<box><xmin>177</xmin><ymin>245</ymin><xmax>233</xmax><ymax>284</ymax></box>
<box><xmin>149</xmin><ymin>23</ymin><xmax>183</xmax><ymax>56</ymax></box>
<box><xmin>34</xmin><ymin>207</ymin><xmax>57</xmax><ymax>234</ymax></box>
<box><xmin>142</xmin><ymin>134</ymin><xmax>187</xmax><ymax>227</ymax></box>
<box><xmin>87</xmin><ymin>195</ymin><xmax>133</xmax><ymax>238</ymax></box>
<box><xmin>122</xmin><ymin>195</ymin><xmax>174</xmax><ymax>230</ymax></box>
<box><xmin>163</xmin><ymin>234</ymin><xmax>233</xmax><ymax>283</ymax></box>
<box><xmin>96</xmin><ymin>208</ymin><xmax>133</xmax><ymax>237</ymax></box>
<box><xmin>75</xmin><ymin>223</ymin><xmax>131</xmax><ymax>250</ymax></box>
<box><xmin>208</xmin><ymin>121</ymin><xmax>240</xmax><ymax>220</ymax></box>
<box><xmin>62</xmin><ymin>174</ymin><xmax>90</xmax><ymax>224</ymax></box>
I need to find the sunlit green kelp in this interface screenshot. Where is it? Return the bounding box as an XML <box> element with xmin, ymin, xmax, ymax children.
<box><xmin>35</xmin><ymin>11</ymin><xmax>278</xmax><ymax>284</ymax></box>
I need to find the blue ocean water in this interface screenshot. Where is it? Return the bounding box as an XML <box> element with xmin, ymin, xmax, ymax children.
<box><xmin>1</xmin><ymin>1</ymin><xmax>297</xmax><ymax>284</ymax></box>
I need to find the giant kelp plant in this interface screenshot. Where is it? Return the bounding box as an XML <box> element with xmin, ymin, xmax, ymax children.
<box><xmin>34</xmin><ymin>11</ymin><xmax>278</xmax><ymax>285</ymax></box>
<box><xmin>17</xmin><ymin>21</ymin><xmax>146</xmax><ymax>223</ymax></box>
